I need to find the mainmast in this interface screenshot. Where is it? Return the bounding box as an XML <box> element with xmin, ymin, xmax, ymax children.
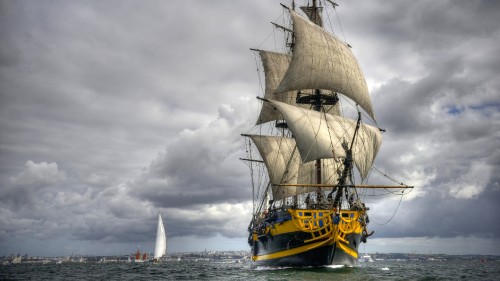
<box><xmin>296</xmin><ymin>0</ymin><xmax>338</xmax><ymax>188</ymax></box>
<box><xmin>300</xmin><ymin>0</ymin><xmax>322</xmax><ymax>26</ymax></box>
<box><xmin>305</xmin><ymin>1</ymin><xmax>322</xmax><ymax>188</ymax></box>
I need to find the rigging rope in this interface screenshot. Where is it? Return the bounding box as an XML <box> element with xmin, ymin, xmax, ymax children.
<box><xmin>323</xmin><ymin>0</ymin><xmax>336</xmax><ymax>35</ymax></box>
<box><xmin>371</xmin><ymin>193</ymin><xmax>405</xmax><ymax>226</ymax></box>
<box><xmin>371</xmin><ymin>166</ymin><xmax>409</xmax><ymax>186</ymax></box>
<box><xmin>364</xmin><ymin>166</ymin><xmax>414</xmax><ymax>224</ymax></box>
<box><xmin>332</xmin><ymin>1</ymin><xmax>347</xmax><ymax>44</ymax></box>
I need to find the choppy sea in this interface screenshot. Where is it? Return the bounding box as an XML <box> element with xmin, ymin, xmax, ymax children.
<box><xmin>1</xmin><ymin>259</ymin><xmax>499</xmax><ymax>281</ymax></box>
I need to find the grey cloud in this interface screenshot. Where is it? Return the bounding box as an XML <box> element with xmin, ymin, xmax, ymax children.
<box><xmin>0</xmin><ymin>161</ymin><xmax>66</xmax><ymax>207</ymax></box>
<box><xmin>359</xmin><ymin>0</ymin><xmax>500</xmax><ymax>242</ymax></box>
<box><xmin>131</xmin><ymin>100</ymin><xmax>257</xmax><ymax>209</ymax></box>
<box><xmin>370</xmin><ymin>184</ymin><xmax>500</xmax><ymax>239</ymax></box>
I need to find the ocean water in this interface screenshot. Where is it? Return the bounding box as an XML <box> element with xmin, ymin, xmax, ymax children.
<box><xmin>1</xmin><ymin>259</ymin><xmax>499</xmax><ymax>281</ymax></box>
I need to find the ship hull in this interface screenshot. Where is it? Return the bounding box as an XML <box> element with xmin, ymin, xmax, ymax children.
<box><xmin>253</xmin><ymin>245</ymin><xmax>359</xmax><ymax>267</ymax></box>
<box><xmin>253</xmin><ymin>242</ymin><xmax>335</xmax><ymax>267</ymax></box>
<box><xmin>250</xmin><ymin>209</ymin><xmax>363</xmax><ymax>267</ymax></box>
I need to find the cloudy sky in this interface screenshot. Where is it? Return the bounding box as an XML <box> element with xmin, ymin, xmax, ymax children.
<box><xmin>1</xmin><ymin>0</ymin><xmax>499</xmax><ymax>257</ymax></box>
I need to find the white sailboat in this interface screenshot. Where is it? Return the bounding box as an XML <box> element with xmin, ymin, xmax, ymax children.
<box><xmin>11</xmin><ymin>255</ymin><xmax>22</xmax><ymax>264</ymax></box>
<box><xmin>153</xmin><ymin>212</ymin><xmax>167</xmax><ymax>262</ymax></box>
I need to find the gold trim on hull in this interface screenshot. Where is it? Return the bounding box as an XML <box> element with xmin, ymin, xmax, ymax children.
<box><xmin>253</xmin><ymin>234</ymin><xmax>334</xmax><ymax>261</ymax></box>
<box><xmin>252</xmin><ymin>208</ymin><xmax>365</xmax><ymax>263</ymax></box>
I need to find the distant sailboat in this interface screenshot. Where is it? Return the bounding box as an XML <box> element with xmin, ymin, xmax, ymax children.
<box><xmin>133</xmin><ymin>249</ymin><xmax>147</xmax><ymax>263</ymax></box>
<box><xmin>358</xmin><ymin>254</ymin><xmax>374</xmax><ymax>263</ymax></box>
<box><xmin>153</xmin><ymin>212</ymin><xmax>167</xmax><ymax>262</ymax></box>
<box><xmin>132</xmin><ymin>213</ymin><xmax>167</xmax><ymax>263</ymax></box>
<box><xmin>11</xmin><ymin>255</ymin><xmax>22</xmax><ymax>264</ymax></box>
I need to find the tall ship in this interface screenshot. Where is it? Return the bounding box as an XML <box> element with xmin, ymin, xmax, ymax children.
<box><xmin>242</xmin><ymin>0</ymin><xmax>412</xmax><ymax>267</ymax></box>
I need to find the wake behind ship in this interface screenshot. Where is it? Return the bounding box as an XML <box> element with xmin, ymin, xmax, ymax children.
<box><xmin>241</xmin><ymin>0</ymin><xmax>412</xmax><ymax>267</ymax></box>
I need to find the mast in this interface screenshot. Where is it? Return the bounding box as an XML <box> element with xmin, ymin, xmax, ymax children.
<box><xmin>297</xmin><ymin>0</ymin><xmax>330</xmax><ymax>190</ymax></box>
<box><xmin>333</xmin><ymin>112</ymin><xmax>361</xmax><ymax>209</ymax></box>
<box><xmin>304</xmin><ymin>1</ymin><xmax>323</xmax><ymax>189</ymax></box>
<box><xmin>300</xmin><ymin>0</ymin><xmax>323</xmax><ymax>27</ymax></box>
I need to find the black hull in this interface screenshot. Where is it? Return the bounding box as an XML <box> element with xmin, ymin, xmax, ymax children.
<box><xmin>253</xmin><ymin>243</ymin><xmax>335</xmax><ymax>267</ymax></box>
<box><xmin>252</xmin><ymin>232</ymin><xmax>361</xmax><ymax>267</ymax></box>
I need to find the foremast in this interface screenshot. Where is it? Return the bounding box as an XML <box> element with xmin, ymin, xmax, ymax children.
<box><xmin>332</xmin><ymin>111</ymin><xmax>360</xmax><ymax>209</ymax></box>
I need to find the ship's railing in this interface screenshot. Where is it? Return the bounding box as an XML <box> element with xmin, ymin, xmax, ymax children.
<box><xmin>284</xmin><ymin>209</ymin><xmax>364</xmax><ymax>260</ymax></box>
<box><xmin>337</xmin><ymin>211</ymin><xmax>361</xmax><ymax>234</ymax></box>
<box><xmin>285</xmin><ymin>209</ymin><xmax>365</xmax><ymax>245</ymax></box>
<box><xmin>288</xmin><ymin>209</ymin><xmax>335</xmax><ymax>243</ymax></box>
<box><xmin>333</xmin><ymin>210</ymin><xmax>364</xmax><ymax>259</ymax></box>
<box><xmin>288</xmin><ymin>210</ymin><xmax>332</xmax><ymax>231</ymax></box>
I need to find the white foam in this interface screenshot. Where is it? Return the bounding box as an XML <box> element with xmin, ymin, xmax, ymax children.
<box><xmin>324</xmin><ymin>264</ymin><xmax>346</xmax><ymax>269</ymax></box>
<box><xmin>252</xmin><ymin>266</ymin><xmax>293</xmax><ymax>271</ymax></box>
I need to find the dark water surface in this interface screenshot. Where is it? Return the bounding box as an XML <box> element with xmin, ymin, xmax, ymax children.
<box><xmin>1</xmin><ymin>259</ymin><xmax>499</xmax><ymax>281</ymax></box>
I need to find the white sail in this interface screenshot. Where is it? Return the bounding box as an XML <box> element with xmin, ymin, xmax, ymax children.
<box><xmin>153</xmin><ymin>213</ymin><xmax>167</xmax><ymax>260</ymax></box>
<box><xmin>248</xmin><ymin>135</ymin><xmax>301</xmax><ymax>200</ymax></box>
<box><xmin>249</xmin><ymin>134</ymin><xmax>345</xmax><ymax>198</ymax></box>
<box><xmin>275</xmin><ymin>10</ymin><xmax>375</xmax><ymax>121</ymax></box>
<box><xmin>269</xmin><ymin>100</ymin><xmax>381</xmax><ymax>180</ymax></box>
<box><xmin>256</xmin><ymin>50</ymin><xmax>339</xmax><ymax>124</ymax></box>
<box><xmin>256</xmin><ymin>50</ymin><xmax>306</xmax><ymax>125</ymax></box>
<box><xmin>12</xmin><ymin>255</ymin><xmax>22</xmax><ymax>264</ymax></box>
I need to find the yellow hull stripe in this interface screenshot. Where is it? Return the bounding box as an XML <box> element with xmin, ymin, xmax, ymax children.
<box><xmin>337</xmin><ymin>241</ymin><xmax>358</xmax><ymax>259</ymax></box>
<box><xmin>252</xmin><ymin>237</ymin><xmax>334</xmax><ymax>261</ymax></box>
<box><xmin>252</xmin><ymin>208</ymin><xmax>365</xmax><ymax>261</ymax></box>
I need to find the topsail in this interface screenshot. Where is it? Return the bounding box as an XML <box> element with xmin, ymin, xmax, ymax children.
<box><xmin>256</xmin><ymin>51</ymin><xmax>304</xmax><ymax>125</ymax></box>
<box><xmin>275</xmin><ymin>10</ymin><xmax>375</xmax><ymax>121</ymax></box>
